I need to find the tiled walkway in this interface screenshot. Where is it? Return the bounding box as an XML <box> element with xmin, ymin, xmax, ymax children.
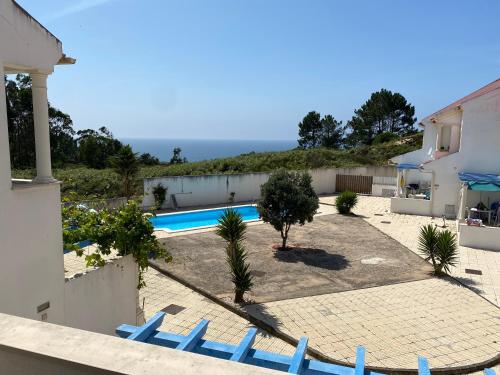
<box><xmin>140</xmin><ymin>267</ymin><xmax>295</xmax><ymax>356</ymax></box>
<box><xmin>320</xmin><ymin>195</ymin><xmax>500</xmax><ymax>307</ymax></box>
<box><xmin>245</xmin><ymin>278</ymin><xmax>500</xmax><ymax>368</ymax></box>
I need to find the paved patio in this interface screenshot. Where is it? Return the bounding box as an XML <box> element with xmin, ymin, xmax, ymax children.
<box><xmin>152</xmin><ymin>209</ymin><xmax>433</xmax><ymax>303</ymax></box>
<box><xmin>244</xmin><ymin>278</ymin><xmax>500</xmax><ymax>369</ymax></box>
<box><xmin>142</xmin><ymin>196</ymin><xmax>500</xmax><ymax>371</ymax></box>
<box><xmin>322</xmin><ymin>195</ymin><xmax>500</xmax><ymax>307</ymax></box>
<box><xmin>140</xmin><ymin>267</ymin><xmax>295</xmax><ymax>355</ymax></box>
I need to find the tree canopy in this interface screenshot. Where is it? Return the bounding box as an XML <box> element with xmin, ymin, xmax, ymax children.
<box><xmin>298</xmin><ymin>111</ymin><xmax>322</xmax><ymax>149</ymax></box>
<box><xmin>298</xmin><ymin>111</ymin><xmax>344</xmax><ymax>149</ymax></box>
<box><xmin>345</xmin><ymin>89</ymin><xmax>416</xmax><ymax>147</ymax></box>
<box><xmin>320</xmin><ymin>114</ymin><xmax>344</xmax><ymax>148</ymax></box>
<box><xmin>257</xmin><ymin>169</ymin><xmax>319</xmax><ymax>249</ymax></box>
<box><xmin>109</xmin><ymin>145</ymin><xmax>140</xmax><ymax>199</ymax></box>
<box><xmin>77</xmin><ymin>127</ymin><xmax>123</xmax><ymax>169</ymax></box>
<box><xmin>5</xmin><ymin>74</ymin><xmax>78</xmax><ymax>168</ymax></box>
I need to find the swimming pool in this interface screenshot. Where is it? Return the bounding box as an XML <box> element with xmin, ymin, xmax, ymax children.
<box><xmin>150</xmin><ymin>205</ymin><xmax>260</xmax><ymax>231</ymax></box>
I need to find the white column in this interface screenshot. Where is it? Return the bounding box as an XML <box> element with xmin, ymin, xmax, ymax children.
<box><xmin>435</xmin><ymin>125</ymin><xmax>442</xmax><ymax>151</ymax></box>
<box><xmin>458</xmin><ymin>184</ymin><xmax>468</xmax><ymax>220</ymax></box>
<box><xmin>31</xmin><ymin>73</ymin><xmax>55</xmax><ymax>183</ymax></box>
<box><xmin>396</xmin><ymin>170</ymin><xmax>401</xmax><ymax>197</ymax></box>
<box><xmin>0</xmin><ymin>64</ymin><xmax>12</xmax><ymax>190</ymax></box>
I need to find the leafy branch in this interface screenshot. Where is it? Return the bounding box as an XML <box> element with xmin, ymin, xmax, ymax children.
<box><xmin>62</xmin><ymin>200</ymin><xmax>171</xmax><ymax>288</ymax></box>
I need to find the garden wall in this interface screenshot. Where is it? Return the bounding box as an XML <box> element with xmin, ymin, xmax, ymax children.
<box><xmin>143</xmin><ymin>166</ymin><xmax>396</xmax><ymax>209</ymax></box>
<box><xmin>64</xmin><ymin>255</ymin><xmax>139</xmax><ymax>335</ymax></box>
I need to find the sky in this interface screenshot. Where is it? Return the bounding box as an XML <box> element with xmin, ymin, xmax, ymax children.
<box><xmin>16</xmin><ymin>0</ymin><xmax>500</xmax><ymax>140</ymax></box>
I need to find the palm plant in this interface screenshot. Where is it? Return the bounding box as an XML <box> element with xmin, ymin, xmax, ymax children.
<box><xmin>216</xmin><ymin>209</ymin><xmax>247</xmax><ymax>243</ymax></box>
<box><xmin>109</xmin><ymin>145</ymin><xmax>139</xmax><ymax>200</ymax></box>
<box><xmin>418</xmin><ymin>224</ymin><xmax>439</xmax><ymax>271</ymax></box>
<box><xmin>435</xmin><ymin>230</ymin><xmax>458</xmax><ymax>275</ymax></box>
<box><xmin>216</xmin><ymin>209</ymin><xmax>253</xmax><ymax>303</ymax></box>
<box><xmin>225</xmin><ymin>242</ymin><xmax>253</xmax><ymax>303</ymax></box>
<box><xmin>418</xmin><ymin>224</ymin><xmax>458</xmax><ymax>275</ymax></box>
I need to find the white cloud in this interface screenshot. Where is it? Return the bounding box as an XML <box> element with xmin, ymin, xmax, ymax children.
<box><xmin>45</xmin><ymin>0</ymin><xmax>117</xmax><ymax>22</ymax></box>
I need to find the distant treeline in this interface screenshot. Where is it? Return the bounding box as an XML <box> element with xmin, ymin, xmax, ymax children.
<box><xmin>5</xmin><ymin>74</ymin><xmax>181</xmax><ymax>170</ymax></box>
<box><xmin>12</xmin><ymin>133</ymin><xmax>422</xmax><ymax>201</ymax></box>
<box><xmin>297</xmin><ymin>88</ymin><xmax>418</xmax><ymax>150</ymax></box>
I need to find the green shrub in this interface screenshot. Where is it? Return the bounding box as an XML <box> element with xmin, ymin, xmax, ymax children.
<box><xmin>372</xmin><ymin>132</ymin><xmax>400</xmax><ymax>144</ymax></box>
<box><xmin>62</xmin><ymin>201</ymin><xmax>171</xmax><ymax>288</ymax></box>
<box><xmin>257</xmin><ymin>169</ymin><xmax>319</xmax><ymax>249</ymax></box>
<box><xmin>418</xmin><ymin>224</ymin><xmax>458</xmax><ymax>275</ymax></box>
<box><xmin>152</xmin><ymin>184</ymin><xmax>167</xmax><ymax>209</ymax></box>
<box><xmin>336</xmin><ymin>191</ymin><xmax>358</xmax><ymax>214</ymax></box>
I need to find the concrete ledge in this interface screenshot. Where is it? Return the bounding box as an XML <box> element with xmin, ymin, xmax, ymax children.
<box><xmin>458</xmin><ymin>223</ymin><xmax>500</xmax><ymax>251</ymax></box>
<box><xmin>390</xmin><ymin>197</ymin><xmax>432</xmax><ymax>216</ymax></box>
<box><xmin>0</xmin><ymin>312</ymin><xmax>280</xmax><ymax>375</ymax></box>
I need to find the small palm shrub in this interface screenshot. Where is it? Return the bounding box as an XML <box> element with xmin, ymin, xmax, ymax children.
<box><xmin>418</xmin><ymin>224</ymin><xmax>439</xmax><ymax>270</ymax></box>
<box><xmin>418</xmin><ymin>224</ymin><xmax>458</xmax><ymax>275</ymax></box>
<box><xmin>216</xmin><ymin>209</ymin><xmax>253</xmax><ymax>303</ymax></box>
<box><xmin>336</xmin><ymin>191</ymin><xmax>358</xmax><ymax>214</ymax></box>
<box><xmin>435</xmin><ymin>229</ymin><xmax>458</xmax><ymax>274</ymax></box>
<box><xmin>152</xmin><ymin>184</ymin><xmax>167</xmax><ymax>209</ymax></box>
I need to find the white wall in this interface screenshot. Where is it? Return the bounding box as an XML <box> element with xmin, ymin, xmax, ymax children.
<box><xmin>0</xmin><ymin>0</ymin><xmax>62</xmax><ymax>73</ymax></box>
<box><xmin>0</xmin><ymin>182</ymin><xmax>66</xmax><ymax>324</ymax></box>
<box><xmin>143</xmin><ymin>167</ymin><xmax>396</xmax><ymax>209</ymax></box>
<box><xmin>64</xmin><ymin>255</ymin><xmax>139</xmax><ymax>335</ymax></box>
<box><xmin>458</xmin><ymin>224</ymin><xmax>500</xmax><ymax>251</ymax></box>
<box><xmin>0</xmin><ymin>1</ymin><xmax>68</xmax><ymax>324</ymax></box>
<box><xmin>0</xmin><ymin>312</ymin><xmax>280</xmax><ymax>375</ymax></box>
<box><xmin>390</xmin><ymin>197</ymin><xmax>432</xmax><ymax>216</ymax></box>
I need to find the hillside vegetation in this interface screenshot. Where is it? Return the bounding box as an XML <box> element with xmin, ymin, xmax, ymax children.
<box><xmin>12</xmin><ymin>133</ymin><xmax>421</xmax><ymax>200</ymax></box>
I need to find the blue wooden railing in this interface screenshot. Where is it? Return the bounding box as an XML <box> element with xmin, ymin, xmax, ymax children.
<box><xmin>116</xmin><ymin>312</ymin><xmax>497</xmax><ymax>375</ymax></box>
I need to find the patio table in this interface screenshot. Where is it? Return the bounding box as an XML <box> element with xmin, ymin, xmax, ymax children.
<box><xmin>468</xmin><ymin>208</ymin><xmax>493</xmax><ymax>225</ymax></box>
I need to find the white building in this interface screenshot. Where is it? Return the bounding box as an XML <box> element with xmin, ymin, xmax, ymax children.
<box><xmin>0</xmin><ymin>0</ymin><xmax>137</xmax><ymax>332</ymax></box>
<box><xmin>391</xmin><ymin>79</ymin><xmax>500</xmax><ymax>250</ymax></box>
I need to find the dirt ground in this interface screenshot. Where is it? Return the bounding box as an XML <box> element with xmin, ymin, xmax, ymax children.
<box><xmin>152</xmin><ymin>213</ymin><xmax>433</xmax><ymax>303</ymax></box>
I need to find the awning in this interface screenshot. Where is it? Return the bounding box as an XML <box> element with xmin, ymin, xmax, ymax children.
<box><xmin>458</xmin><ymin>172</ymin><xmax>500</xmax><ymax>192</ymax></box>
<box><xmin>396</xmin><ymin>163</ymin><xmax>421</xmax><ymax>170</ymax></box>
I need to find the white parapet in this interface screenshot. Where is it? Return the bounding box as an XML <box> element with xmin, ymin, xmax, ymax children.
<box><xmin>390</xmin><ymin>197</ymin><xmax>432</xmax><ymax>216</ymax></box>
<box><xmin>0</xmin><ymin>312</ymin><xmax>280</xmax><ymax>375</ymax></box>
<box><xmin>458</xmin><ymin>223</ymin><xmax>500</xmax><ymax>252</ymax></box>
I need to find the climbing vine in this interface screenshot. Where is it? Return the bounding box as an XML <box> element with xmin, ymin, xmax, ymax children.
<box><xmin>62</xmin><ymin>200</ymin><xmax>171</xmax><ymax>289</ymax></box>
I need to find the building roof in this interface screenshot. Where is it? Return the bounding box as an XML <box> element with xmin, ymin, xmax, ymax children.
<box><xmin>11</xmin><ymin>0</ymin><xmax>75</xmax><ymax>65</ymax></box>
<box><xmin>12</xmin><ymin>0</ymin><xmax>61</xmax><ymax>44</ymax></box>
<box><xmin>424</xmin><ymin>78</ymin><xmax>500</xmax><ymax>123</ymax></box>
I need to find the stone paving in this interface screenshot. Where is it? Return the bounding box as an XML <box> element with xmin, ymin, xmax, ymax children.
<box><xmin>64</xmin><ymin>245</ymin><xmax>120</xmax><ymax>278</ymax></box>
<box><xmin>320</xmin><ymin>195</ymin><xmax>500</xmax><ymax>307</ymax></box>
<box><xmin>140</xmin><ymin>267</ymin><xmax>296</xmax><ymax>356</ymax></box>
<box><xmin>245</xmin><ymin>278</ymin><xmax>500</xmax><ymax>369</ymax></box>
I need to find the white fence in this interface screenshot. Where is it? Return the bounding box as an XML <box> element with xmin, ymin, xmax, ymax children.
<box><xmin>64</xmin><ymin>255</ymin><xmax>138</xmax><ymax>335</ymax></box>
<box><xmin>143</xmin><ymin>166</ymin><xmax>396</xmax><ymax>209</ymax></box>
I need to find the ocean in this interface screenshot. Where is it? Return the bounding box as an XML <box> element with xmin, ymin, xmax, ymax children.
<box><xmin>120</xmin><ymin>138</ymin><xmax>297</xmax><ymax>163</ymax></box>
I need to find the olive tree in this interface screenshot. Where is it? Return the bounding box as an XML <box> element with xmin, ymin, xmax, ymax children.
<box><xmin>257</xmin><ymin>169</ymin><xmax>319</xmax><ymax>249</ymax></box>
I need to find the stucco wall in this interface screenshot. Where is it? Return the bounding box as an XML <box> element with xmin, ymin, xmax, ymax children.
<box><xmin>143</xmin><ymin>167</ymin><xmax>396</xmax><ymax>209</ymax></box>
<box><xmin>390</xmin><ymin>197</ymin><xmax>432</xmax><ymax>216</ymax></box>
<box><xmin>0</xmin><ymin>5</ymin><xmax>68</xmax><ymax>325</ymax></box>
<box><xmin>64</xmin><ymin>255</ymin><xmax>138</xmax><ymax>335</ymax></box>
<box><xmin>0</xmin><ymin>0</ymin><xmax>62</xmax><ymax>73</ymax></box>
<box><xmin>0</xmin><ymin>182</ymin><xmax>66</xmax><ymax>324</ymax></box>
<box><xmin>0</xmin><ymin>312</ymin><xmax>279</xmax><ymax>375</ymax></box>
<box><xmin>458</xmin><ymin>224</ymin><xmax>500</xmax><ymax>252</ymax></box>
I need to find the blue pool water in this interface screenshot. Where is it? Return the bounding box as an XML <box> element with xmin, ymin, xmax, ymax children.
<box><xmin>150</xmin><ymin>205</ymin><xmax>260</xmax><ymax>231</ymax></box>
